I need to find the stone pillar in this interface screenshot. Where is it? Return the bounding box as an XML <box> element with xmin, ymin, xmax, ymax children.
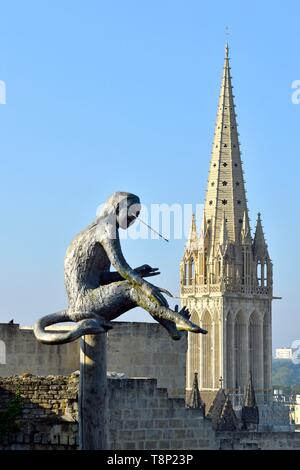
<box><xmin>226</xmin><ymin>316</ymin><xmax>235</xmax><ymax>391</ymax></box>
<box><xmin>263</xmin><ymin>308</ymin><xmax>272</xmax><ymax>403</ymax></box>
<box><xmin>223</xmin><ymin>315</ymin><xmax>227</xmax><ymax>388</ymax></box>
<box><xmin>240</xmin><ymin>319</ymin><xmax>249</xmax><ymax>390</ymax></box>
<box><xmin>213</xmin><ymin>321</ymin><xmax>221</xmax><ymax>389</ymax></box>
<box><xmin>212</xmin><ymin>321</ymin><xmax>216</xmax><ymax>389</ymax></box>
<box><xmin>79</xmin><ymin>333</ymin><xmax>108</xmax><ymax>450</ymax></box>
<box><xmin>256</xmin><ymin>319</ymin><xmax>264</xmax><ymax>403</ymax></box>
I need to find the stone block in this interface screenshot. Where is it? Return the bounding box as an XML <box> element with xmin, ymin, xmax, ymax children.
<box><xmin>145</xmin><ymin>440</ymin><xmax>157</xmax><ymax>450</ymax></box>
<box><xmin>153</xmin><ymin>419</ymin><xmax>169</xmax><ymax>428</ymax></box>
<box><xmin>197</xmin><ymin>439</ymin><xmax>210</xmax><ymax>448</ymax></box>
<box><xmin>174</xmin><ymin>429</ymin><xmax>186</xmax><ymax>439</ymax></box>
<box><xmin>159</xmin><ymin>440</ymin><xmax>170</xmax><ymax>449</ymax></box>
<box><xmin>162</xmin><ymin>429</ymin><xmax>174</xmax><ymax>439</ymax></box>
<box><xmin>145</xmin><ymin>429</ymin><xmax>162</xmax><ymax>440</ymax></box>
<box><xmin>123</xmin><ymin>441</ymin><xmax>136</xmax><ymax>450</ymax></box>
<box><xmin>183</xmin><ymin>439</ymin><xmax>198</xmax><ymax>449</ymax></box>
<box><xmin>168</xmin><ymin>419</ymin><xmax>183</xmax><ymax>428</ymax></box>
<box><xmin>132</xmin><ymin>430</ymin><xmax>146</xmax><ymax>440</ymax></box>
<box><xmin>123</xmin><ymin>420</ymin><xmax>138</xmax><ymax>430</ymax></box>
<box><xmin>118</xmin><ymin>430</ymin><xmax>132</xmax><ymax>440</ymax></box>
<box><xmin>170</xmin><ymin>439</ymin><xmax>184</xmax><ymax>449</ymax></box>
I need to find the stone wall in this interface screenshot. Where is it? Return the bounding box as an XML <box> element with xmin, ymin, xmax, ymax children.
<box><xmin>216</xmin><ymin>431</ymin><xmax>300</xmax><ymax>450</ymax></box>
<box><xmin>1</xmin><ymin>374</ymin><xmax>300</xmax><ymax>450</ymax></box>
<box><xmin>0</xmin><ymin>373</ymin><xmax>78</xmax><ymax>450</ymax></box>
<box><xmin>0</xmin><ymin>322</ymin><xmax>187</xmax><ymax>398</ymax></box>
<box><xmin>107</xmin><ymin>322</ymin><xmax>187</xmax><ymax>398</ymax></box>
<box><xmin>0</xmin><ymin>323</ymin><xmax>79</xmax><ymax>377</ymax></box>
<box><xmin>0</xmin><ymin>373</ymin><xmax>215</xmax><ymax>450</ymax></box>
<box><xmin>108</xmin><ymin>378</ymin><xmax>215</xmax><ymax>450</ymax></box>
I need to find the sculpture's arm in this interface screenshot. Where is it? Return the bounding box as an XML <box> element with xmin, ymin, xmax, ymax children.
<box><xmin>99</xmin><ymin>265</ymin><xmax>160</xmax><ymax>285</ymax></box>
<box><xmin>101</xmin><ymin>235</ymin><xmax>145</xmax><ymax>287</ymax></box>
<box><xmin>101</xmin><ymin>234</ymin><xmax>170</xmax><ymax>306</ymax></box>
<box><xmin>99</xmin><ymin>271</ymin><xmax>124</xmax><ymax>285</ymax></box>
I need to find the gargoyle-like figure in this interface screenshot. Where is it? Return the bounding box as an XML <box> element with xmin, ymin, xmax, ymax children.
<box><xmin>34</xmin><ymin>192</ymin><xmax>207</xmax><ymax>344</ymax></box>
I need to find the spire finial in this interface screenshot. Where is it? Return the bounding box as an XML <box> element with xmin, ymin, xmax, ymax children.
<box><xmin>225</xmin><ymin>42</ymin><xmax>229</xmax><ymax>59</ymax></box>
<box><xmin>225</xmin><ymin>26</ymin><xmax>230</xmax><ymax>58</ymax></box>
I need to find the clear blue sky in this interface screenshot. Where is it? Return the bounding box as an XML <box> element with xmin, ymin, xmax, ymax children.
<box><xmin>0</xmin><ymin>1</ymin><xmax>299</xmax><ymax>350</ymax></box>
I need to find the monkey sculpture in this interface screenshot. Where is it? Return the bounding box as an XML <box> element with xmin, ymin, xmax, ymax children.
<box><xmin>34</xmin><ymin>192</ymin><xmax>207</xmax><ymax>344</ymax></box>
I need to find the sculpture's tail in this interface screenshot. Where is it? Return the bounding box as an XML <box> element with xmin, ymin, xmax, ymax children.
<box><xmin>33</xmin><ymin>310</ymin><xmax>113</xmax><ymax>345</ymax></box>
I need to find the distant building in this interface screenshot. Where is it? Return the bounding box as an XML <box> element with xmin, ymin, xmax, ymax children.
<box><xmin>181</xmin><ymin>44</ymin><xmax>273</xmax><ymax>406</ymax></box>
<box><xmin>288</xmin><ymin>395</ymin><xmax>300</xmax><ymax>427</ymax></box>
<box><xmin>275</xmin><ymin>348</ymin><xmax>293</xmax><ymax>360</ymax></box>
<box><xmin>294</xmin><ymin>396</ymin><xmax>300</xmax><ymax>425</ymax></box>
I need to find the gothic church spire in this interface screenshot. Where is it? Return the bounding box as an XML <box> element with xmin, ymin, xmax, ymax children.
<box><xmin>204</xmin><ymin>44</ymin><xmax>249</xmax><ymax>255</ymax></box>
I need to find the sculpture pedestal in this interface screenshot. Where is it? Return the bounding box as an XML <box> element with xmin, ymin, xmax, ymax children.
<box><xmin>79</xmin><ymin>333</ymin><xmax>108</xmax><ymax>450</ymax></box>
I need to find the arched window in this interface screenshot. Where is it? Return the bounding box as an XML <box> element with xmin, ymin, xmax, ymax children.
<box><xmin>199</xmin><ymin>253</ymin><xmax>204</xmax><ymax>276</ymax></box>
<box><xmin>264</xmin><ymin>259</ymin><xmax>268</xmax><ymax>286</ymax></box>
<box><xmin>204</xmin><ymin>251</ymin><xmax>208</xmax><ymax>284</ymax></box>
<box><xmin>0</xmin><ymin>340</ymin><xmax>6</xmax><ymax>364</ymax></box>
<box><xmin>218</xmin><ymin>258</ymin><xmax>221</xmax><ymax>278</ymax></box>
<box><xmin>184</xmin><ymin>262</ymin><xmax>188</xmax><ymax>285</ymax></box>
<box><xmin>189</xmin><ymin>258</ymin><xmax>195</xmax><ymax>284</ymax></box>
<box><xmin>242</xmin><ymin>249</ymin><xmax>245</xmax><ymax>285</ymax></box>
<box><xmin>257</xmin><ymin>260</ymin><xmax>262</xmax><ymax>286</ymax></box>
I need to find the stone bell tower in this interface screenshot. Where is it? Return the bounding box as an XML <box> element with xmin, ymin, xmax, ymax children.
<box><xmin>180</xmin><ymin>45</ymin><xmax>273</xmax><ymax>406</ymax></box>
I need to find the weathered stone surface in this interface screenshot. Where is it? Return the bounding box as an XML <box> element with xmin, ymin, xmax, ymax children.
<box><xmin>1</xmin><ymin>374</ymin><xmax>300</xmax><ymax>450</ymax></box>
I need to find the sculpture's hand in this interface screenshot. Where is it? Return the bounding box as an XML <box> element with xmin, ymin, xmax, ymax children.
<box><xmin>135</xmin><ymin>264</ymin><xmax>160</xmax><ymax>278</ymax></box>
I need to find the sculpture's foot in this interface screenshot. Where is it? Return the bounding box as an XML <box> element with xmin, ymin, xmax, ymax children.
<box><xmin>175</xmin><ymin>306</ymin><xmax>208</xmax><ymax>334</ymax></box>
<box><xmin>180</xmin><ymin>325</ymin><xmax>208</xmax><ymax>334</ymax></box>
<box><xmin>176</xmin><ymin>321</ymin><xmax>207</xmax><ymax>334</ymax></box>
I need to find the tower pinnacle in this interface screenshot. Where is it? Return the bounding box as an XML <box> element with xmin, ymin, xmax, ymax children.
<box><xmin>186</xmin><ymin>213</ymin><xmax>198</xmax><ymax>251</ymax></box>
<box><xmin>204</xmin><ymin>45</ymin><xmax>249</xmax><ymax>255</ymax></box>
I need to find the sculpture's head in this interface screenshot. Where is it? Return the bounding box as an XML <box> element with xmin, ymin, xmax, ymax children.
<box><xmin>99</xmin><ymin>192</ymin><xmax>141</xmax><ymax>230</ymax></box>
<box><xmin>117</xmin><ymin>192</ymin><xmax>141</xmax><ymax>229</ymax></box>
